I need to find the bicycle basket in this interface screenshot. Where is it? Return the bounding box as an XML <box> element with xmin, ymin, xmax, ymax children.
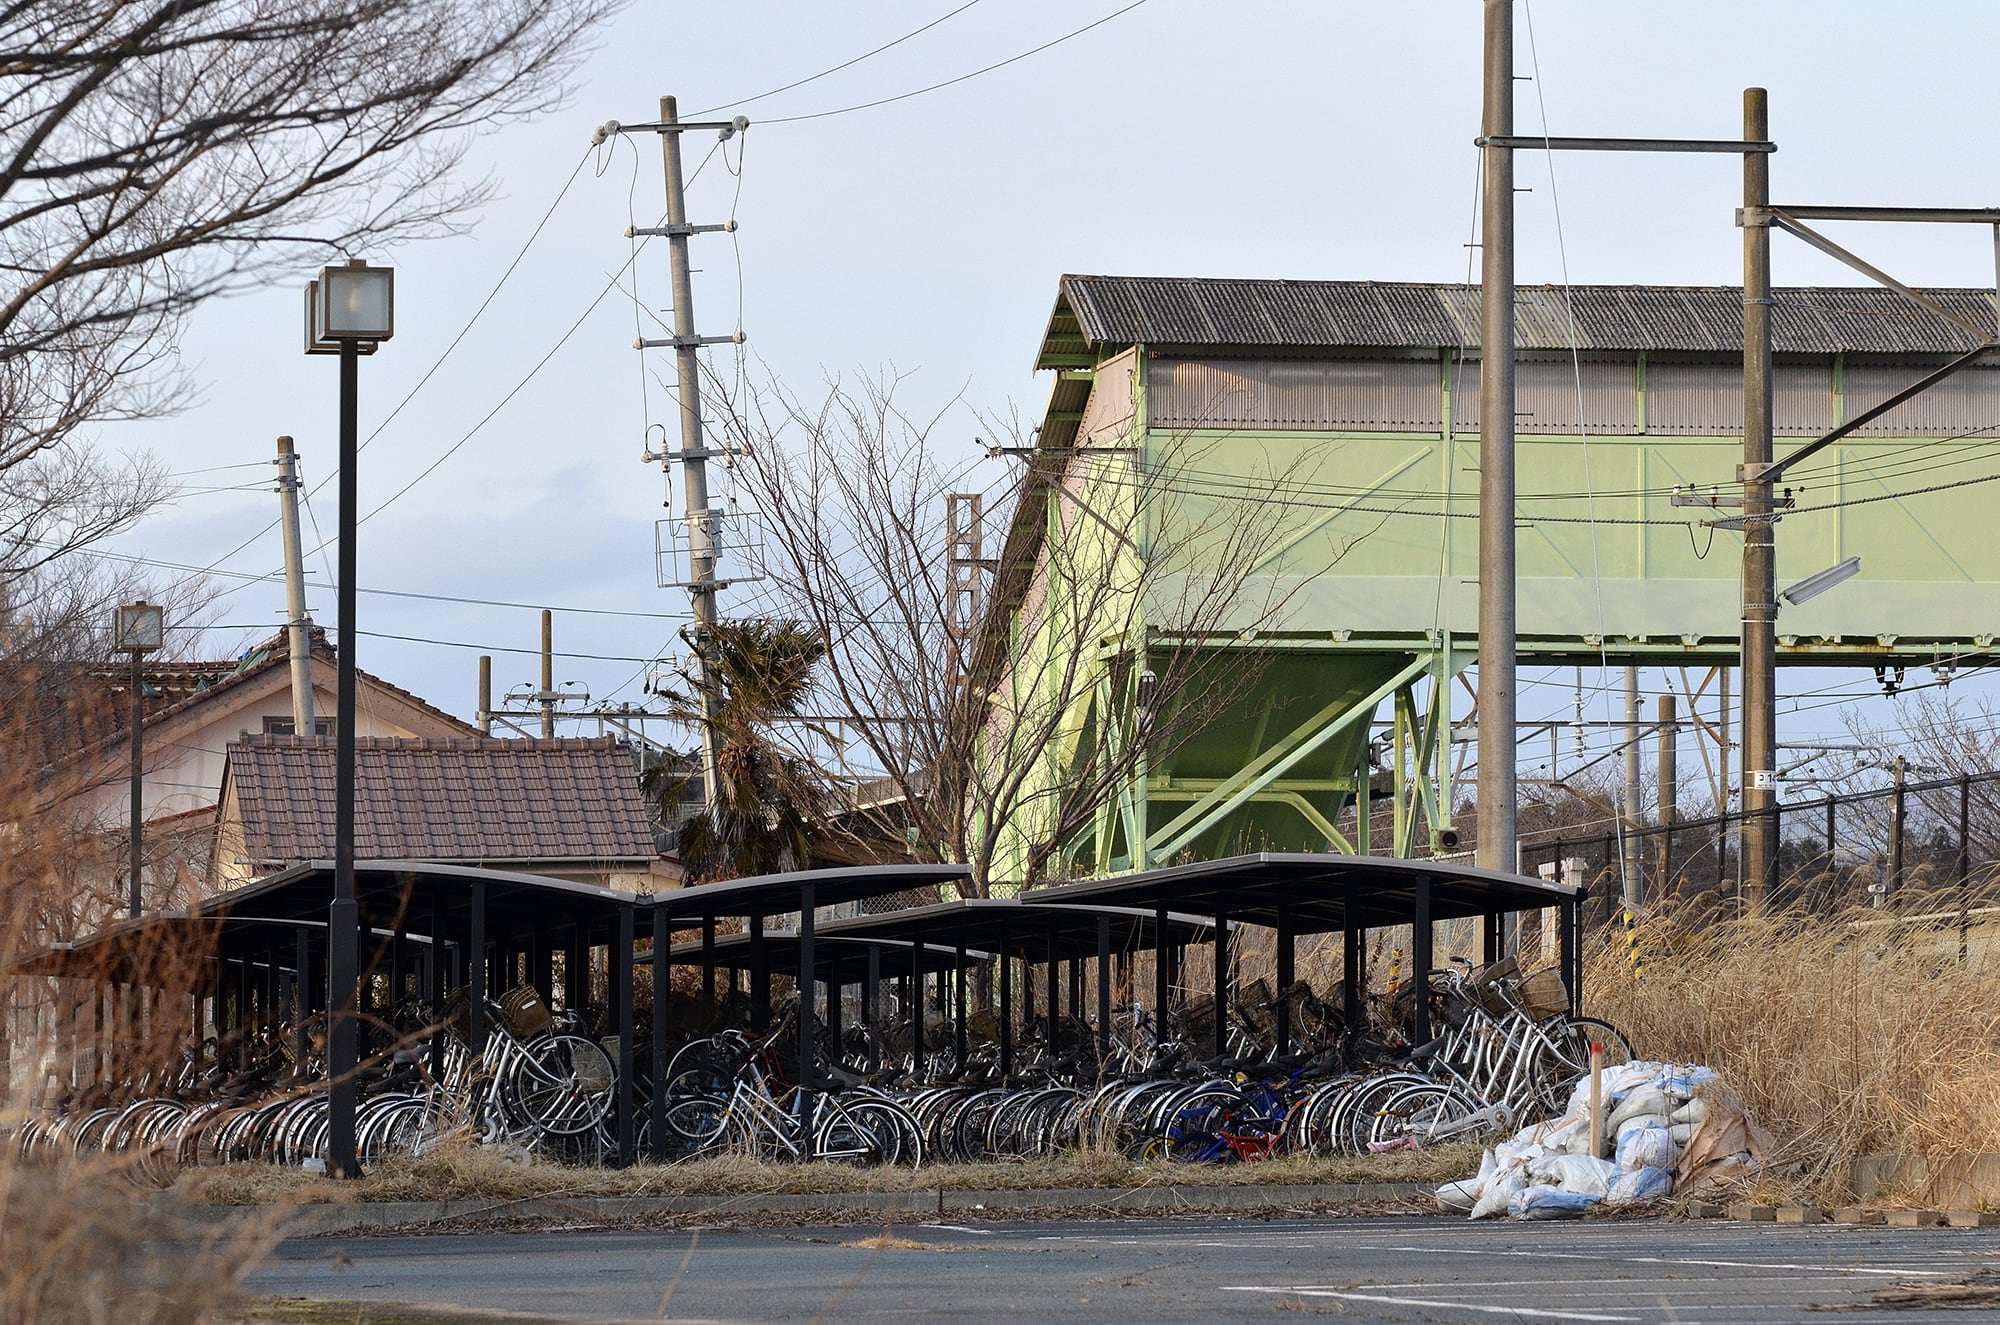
<box><xmin>499</xmin><ymin>984</ymin><xmax>554</xmax><ymax>1038</ymax></box>
<box><xmin>1517</xmin><ymin>968</ymin><xmax>1569</xmax><ymax>1022</ymax></box>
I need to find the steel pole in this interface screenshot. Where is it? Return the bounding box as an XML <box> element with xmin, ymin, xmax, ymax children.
<box><xmin>1476</xmin><ymin>0</ymin><xmax>1519</xmax><ymax>875</ymax></box>
<box><xmin>128</xmin><ymin>647</ymin><xmax>143</xmax><ymax>918</ymax></box>
<box><xmin>327</xmin><ymin>338</ymin><xmax>362</xmax><ymax>1179</ymax></box>
<box><xmin>1740</xmin><ymin>87</ymin><xmax>1777</xmax><ymax>913</ymax></box>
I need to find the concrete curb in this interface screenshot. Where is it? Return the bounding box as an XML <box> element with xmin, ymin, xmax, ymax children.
<box><xmin>163</xmin><ymin>1181</ymin><xmax>1434</xmax><ymax>1236</ymax></box>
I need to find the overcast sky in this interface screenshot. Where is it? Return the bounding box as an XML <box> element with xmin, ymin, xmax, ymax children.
<box><xmin>96</xmin><ymin>1</ymin><xmax>2000</xmax><ymax>801</ymax></box>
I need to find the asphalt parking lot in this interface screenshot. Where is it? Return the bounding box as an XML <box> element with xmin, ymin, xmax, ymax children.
<box><xmin>246</xmin><ymin>1214</ymin><xmax>2000</xmax><ymax>1322</ymax></box>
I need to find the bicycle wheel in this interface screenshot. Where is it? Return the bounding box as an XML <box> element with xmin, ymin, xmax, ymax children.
<box><xmin>500</xmin><ymin>1034</ymin><xmax>615</xmax><ymax>1136</ymax></box>
<box><xmin>815</xmin><ymin>1098</ymin><xmax>898</xmax><ymax>1166</ymax></box>
<box><xmin>1528</xmin><ymin>1016</ymin><xmax>1633</xmax><ymax>1115</ymax></box>
<box><xmin>662</xmin><ymin>1095</ymin><xmax>729</xmax><ymax>1154</ymax></box>
<box><xmin>1368</xmin><ymin>1082</ymin><xmax>1486</xmax><ymax>1150</ymax></box>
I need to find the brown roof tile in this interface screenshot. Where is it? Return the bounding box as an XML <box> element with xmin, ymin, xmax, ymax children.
<box><xmin>225</xmin><ymin>736</ymin><xmax>658</xmax><ymax>865</ymax></box>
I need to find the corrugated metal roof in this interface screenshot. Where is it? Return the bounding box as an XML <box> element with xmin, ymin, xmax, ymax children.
<box><xmin>1041</xmin><ymin>275</ymin><xmax>2000</xmax><ymax>364</ymax></box>
<box><xmin>226</xmin><ymin>735</ymin><xmax>657</xmax><ymax>865</ymax></box>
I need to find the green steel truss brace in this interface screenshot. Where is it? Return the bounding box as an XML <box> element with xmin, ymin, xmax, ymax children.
<box><xmin>1144</xmin><ymin>651</ymin><xmax>1432</xmax><ymax>864</ymax></box>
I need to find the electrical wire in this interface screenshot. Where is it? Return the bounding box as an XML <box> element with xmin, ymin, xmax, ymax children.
<box><xmin>756</xmin><ymin>0</ymin><xmax>1154</xmax><ymax>125</ymax></box>
<box><xmin>691</xmin><ymin>1</ymin><xmax>986</xmax><ymax>115</ymax></box>
<box><xmin>196</xmin><ymin>147</ymin><xmax>599</xmax><ymax>578</ymax></box>
<box><xmin>62</xmin><ymin>544</ymin><xmax>693</xmax><ymax>620</ymax></box>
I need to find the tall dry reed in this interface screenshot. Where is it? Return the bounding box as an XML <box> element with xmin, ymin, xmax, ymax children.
<box><xmin>0</xmin><ymin>683</ymin><xmax>277</xmax><ymax>1323</ymax></box>
<box><xmin>1584</xmin><ymin>897</ymin><xmax>2000</xmax><ymax>1199</ymax></box>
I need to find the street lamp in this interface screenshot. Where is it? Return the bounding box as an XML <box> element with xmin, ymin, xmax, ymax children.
<box><xmin>113</xmin><ymin>600</ymin><xmax>163</xmax><ymax>919</ymax></box>
<box><xmin>306</xmin><ymin>258</ymin><xmax>394</xmax><ymax>1180</ymax></box>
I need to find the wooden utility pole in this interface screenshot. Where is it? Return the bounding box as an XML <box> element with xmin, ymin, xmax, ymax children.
<box><xmin>1739</xmin><ymin>88</ymin><xmax>1777</xmax><ymax>913</ymax></box>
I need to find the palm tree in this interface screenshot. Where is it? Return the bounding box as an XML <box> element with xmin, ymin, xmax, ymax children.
<box><xmin>645</xmin><ymin>620</ymin><xmax>833</xmax><ymax>882</ymax></box>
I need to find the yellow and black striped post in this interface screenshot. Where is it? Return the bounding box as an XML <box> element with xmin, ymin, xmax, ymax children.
<box><xmin>1621</xmin><ymin>905</ymin><xmax>1644</xmax><ymax>982</ymax></box>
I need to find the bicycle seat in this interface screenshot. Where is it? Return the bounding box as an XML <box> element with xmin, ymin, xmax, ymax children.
<box><xmin>1403</xmin><ymin>1034</ymin><xmax>1449</xmax><ymax>1064</ymax></box>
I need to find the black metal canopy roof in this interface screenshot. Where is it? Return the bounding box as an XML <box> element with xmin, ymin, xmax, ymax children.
<box><xmin>11</xmin><ymin>912</ymin><xmax>427</xmax><ymax>987</ymax></box>
<box><xmin>1030</xmin><ymin>852</ymin><xmax>1579</xmax><ymax>933</ymax></box>
<box><xmin>815</xmin><ymin>898</ymin><xmax>1215</xmax><ymax>962</ymax></box>
<box><xmin>199</xmin><ymin>861</ymin><xmax>637</xmax><ymax>944</ymax></box>
<box><xmin>644</xmin><ymin>863</ymin><xmax>970</xmax><ymax>927</ymax></box>
<box><xmin>666</xmin><ymin>931</ymin><xmax>994</xmax><ymax>982</ymax></box>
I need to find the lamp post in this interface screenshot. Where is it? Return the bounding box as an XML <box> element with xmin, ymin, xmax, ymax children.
<box><xmin>112</xmin><ymin>600</ymin><xmax>163</xmax><ymax>919</ymax></box>
<box><xmin>305</xmin><ymin>258</ymin><xmax>394</xmax><ymax>1179</ymax></box>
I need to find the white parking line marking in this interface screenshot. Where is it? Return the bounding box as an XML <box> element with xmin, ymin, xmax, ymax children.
<box><xmin>1343</xmin><ymin>1243</ymin><xmax>1948</xmax><ymax>1277</ymax></box>
<box><xmin>1222</xmin><ymin>1286</ymin><xmax>1639</xmax><ymax>1321</ymax></box>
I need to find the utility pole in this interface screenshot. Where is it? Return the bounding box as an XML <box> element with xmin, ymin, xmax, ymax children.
<box><xmin>540</xmin><ymin>608</ymin><xmax>556</xmax><ymax>739</ymax></box>
<box><xmin>1739</xmin><ymin>88</ymin><xmax>1777</xmax><ymax>913</ymax></box>
<box><xmin>1656</xmin><ymin>692</ymin><xmax>1678</xmax><ymax>892</ymax></box>
<box><xmin>649</xmin><ymin>95</ymin><xmax>741</xmax><ymax>804</ymax></box>
<box><xmin>275</xmin><ymin>435</ymin><xmax>316</xmax><ymax>736</ymax></box>
<box><xmin>477</xmin><ymin>655</ymin><xmax>492</xmax><ymax>735</ymax></box>
<box><xmin>1475</xmin><ymin>0</ymin><xmax>1519</xmax><ymax>877</ymax></box>
<box><xmin>1622</xmin><ymin>667</ymin><xmax>1643</xmax><ymax>908</ymax></box>
<box><xmin>946</xmin><ymin>493</ymin><xmax>986</xmax><ymax>703</ymax></box>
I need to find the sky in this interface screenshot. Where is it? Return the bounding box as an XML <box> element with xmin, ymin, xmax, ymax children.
<box><xmin>89</xmin><ymin>0</ymin><xmax>2000</xmax><ymax>808</ymax></box>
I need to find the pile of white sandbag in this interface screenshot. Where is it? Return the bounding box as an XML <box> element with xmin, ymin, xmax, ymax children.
<box><xmin>1435</xmin><ymin>1061</ymin><xmax>1767</xmax><ymax>1220</ymax></box>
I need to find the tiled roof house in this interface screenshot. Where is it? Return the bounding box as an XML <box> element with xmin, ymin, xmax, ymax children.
<box><xmin>212</xmin><ymin>735</ymin><xmax>664</xmax><ymax>892</ymax></box>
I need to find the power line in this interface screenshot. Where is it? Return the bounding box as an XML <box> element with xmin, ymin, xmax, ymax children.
<box><xmin>196</xmin><ymin>147</ymin><xmax>599</xmax><ymax>578</ymax></box>
<box><xmin>171</xmin><ymin>620</ymin><xmax>669</xmax><ymax>665</ymax></box>
<box><xmin>691</xmin><ymin>1</ymin><xmax>986</xmax><ymax>115</ymax></box>
<box><xmin>66</xmin><ymin>544</ymin><xmax>692</xmax><ymax>621</ymax></box>
<box><xmin>758</xmin><ymin>0</ymin><xmax>1155</xmax><ymax>125</ymax></box>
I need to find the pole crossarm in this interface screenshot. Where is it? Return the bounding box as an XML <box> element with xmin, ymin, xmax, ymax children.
<box><xmin>1144</xmin><ymin>652</ymin><xmax>1431</xmax><ymax>863</ymax></box>
<box><xmin>1753</xmin><ymin>208</ymin><xmax>1998</xmax><ymax>342</ymax></box>
<box><xmin>1475</xmin><ymin>135</ymin><xmax>1775</xmax><ymax>154</ymax></box>
<box><xmin>1772</xmin><ymin>205</ymin><xmax>2000</xmax><ymax>224</ymax></box>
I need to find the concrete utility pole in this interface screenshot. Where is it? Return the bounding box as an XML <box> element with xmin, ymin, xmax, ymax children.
<box><xmin>1656</xmin><ymin>692</ymin><xmax>1678</xmax><ymax>890</ymax></box>
<box><xmin>540</xmin><ymin>608</ymin><xmax>556</xmax><ymax>739</ymax></box>
<box><xmin>1739</xmin><ymin>88</ymin><xmax>1777</xmax><ymax>913</ymax></box>
<box><xmin>658</xmin><ymin>94</ymin><xmax>724</xmax><ymax>802</ymax></box>
<box><xmin>1476</xmin><ymin>0</ymin><xmax>1519</xmax><ymax>876</ymax></box>
<box><xmin>275</xmin><ymin>435</ymin><xmax>316</xmax><ymax>736</ymax></box>
<box><xmin>1622</xmin><ymin>667</ymin><xmax>1643</xmax><ymax>908</ymax></box>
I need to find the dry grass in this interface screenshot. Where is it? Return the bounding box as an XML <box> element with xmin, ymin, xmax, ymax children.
<box><xmin>1</xmin><ymin>1153</ymin><xmax>279</xmax><ymax>1325</ymax></box>
<box><xmin>172</xmin><ymin>1136</ymin><xmax>1478</xmax><ymax>1206</ymax></box>
<box><xmin>1586</xmin><ymin>896</ymin><xmax>2000</xmax><ymax>1204</ymax></box>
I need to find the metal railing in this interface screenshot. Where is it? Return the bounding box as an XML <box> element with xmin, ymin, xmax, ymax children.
<box><xmin>1516</xmin><ymin>769</ymin><xmax>2000</xmax><ymax>925</ymax></box>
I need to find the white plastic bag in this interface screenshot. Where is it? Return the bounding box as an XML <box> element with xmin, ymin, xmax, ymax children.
<box><xmin>1436</xmin><ymin>1178</ymin><xmax>1483</xmax><ymax>1212</ymax></box>
<box><xmin>1530</xmin><ymin>1153</ymin><xmax>1616</xmax><ymax>1198</ymax></box>
<box><xmin>1510</xmin><ymin>1183</ymin><xmax>1601</xmax><ymax>1219</ymax></box>
<box><xmin>1606</xmin><ymin>1086</ymin><xmax>1674</xmax><ymax>1133</ymax></box>
<box><xmin>1615</xmin><ymin>1120</ymin><xmax>1676</xmax><ymax>1173</ymax></box>
<box><xmin>1606</xmin><ymin>1165</ymin><xmax>1674</xmax><ymax>1205</ymax></box>
<box><xmin>1471</xmin><ymin>1166</ymin><xmax>1528</xmax><ymax>1220</ymax></box>
<box><xmin>1669</xmin><ymin>1097</ymin><xmax>1708</xmax><ymax>1127</ymax></box>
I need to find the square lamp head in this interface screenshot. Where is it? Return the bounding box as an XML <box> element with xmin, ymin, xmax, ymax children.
<box><xmin>306</xmin><ymin>259</ymin><xmax>393</xmax><ymax>353</ymax></box>
<box><xmin>114</xmin><ymin>601</ymin><xmax>164</xmax><ymax>654</ymax></box>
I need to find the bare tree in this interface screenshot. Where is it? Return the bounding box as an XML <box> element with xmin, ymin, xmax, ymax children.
<box><xmin>0</xmin><ymin>0</ymin><xmax>624</xmax><ymax>475</ymax></box>
<box><xmin>718</xmin><ymin>367</ymin><xmax>1346</xmax><ymax>894</ymax></box>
